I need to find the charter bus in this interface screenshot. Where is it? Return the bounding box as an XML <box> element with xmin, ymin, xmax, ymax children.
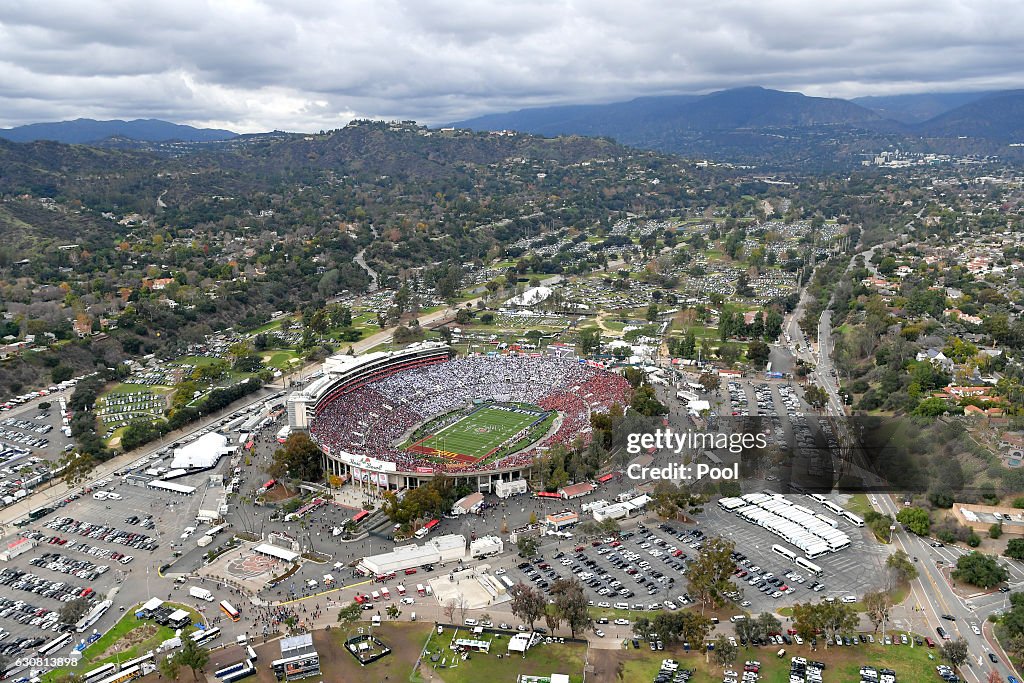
<box><xmin>821</xmin><ymin>501</ymin><xmax>844</xmax><ymax>516</ymax></box>
<box><xmin>118</xmin><ymin>652</ymin><xmax>154</xmax><ymax>671</ymax></box>
<box><xmin>219</xmin><ymin>600</ymin><xmax>241</xmax><ymax>622</ymax></box>
<box><xmin>771</xmin><ymin>544</ymin><xmax>798</xmax><ymax>562</ymax></box>
<box><xmin>93</xmin><ymin>665</ymin><xmax>142</xmax><ymax>683</ymax></box>
<box><xmin>814</xmin><ymin>513</ymin><xmax>840</xmax><ymax>529</ymax></box>
<box><xmin>82</xmin><ymin>663</ymin><xmax>118</xmax><ymax>683</ymax></box>
<box><xmin>351</xmin><ymin>510</ymin><xmax>370</xmax><ymax>525</ymax></box>
<box><xmin>795</xmin><ymin>557</ymin><xmax>824</xmax><ymax>577</ymax></box>
<box><xmin>190</xmin><ymin>626</ymin><xmax>221</xmax><ymax>646</ymax></box>
<box><xmin>843</xmin><ymin>511</ymin><xmax>865</xmax><ymax>527</ymax></box>
<box><xmin>37</xmin><ymin>632</ymin><xmax>73</xmax><ymax>656</ymax></box>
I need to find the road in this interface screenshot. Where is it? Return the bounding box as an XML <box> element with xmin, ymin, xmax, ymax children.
<box><xmin>871</xmin><ymin>492</ymin><xmax>1020</xmax><ymax>683</ymax></box>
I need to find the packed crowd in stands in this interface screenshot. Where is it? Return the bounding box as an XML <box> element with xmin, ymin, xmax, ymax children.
<box><xmin>310</xmin><ymin>355</ymin><xmax>631</xmax><ymax>473</ymax></box>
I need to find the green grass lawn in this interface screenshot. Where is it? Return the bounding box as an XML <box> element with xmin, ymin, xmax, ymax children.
<box><xmin>411</xmin><ymin>405</ymin><xmax>545</xmax><ymax>459</ymax></box>
<box><xmin>248</xmin><ymin>317</ymin><xmax>290</xmax><ymax>334</ymax></box>
<box><xmin>263</xmin><ymin>349</ymin><xmax>302</xmax><ymax>370</ymax></box>
<box><xmin>103</xmin><ymin>383</ymin><xmax>169</xmax><ymax>396</ymax></box>
<box><xmin>43</xmin><ymin>604</ymin><xmax>202</xmax><ymax>683</ymax></box>
<box><xmin>420</xmin><ymin>628</ymin><xmax>586</xmax><ymax>683</ymax></box>
<box><xmin>177</xmin><ymin>355</ymin><xmax>223</xmax><ymax>367</ymax></box>
<box><xmin>621</xmin><ymin>634</ymin><xmax>942</xmax><ymax>683</ymax></box>
<box><xmin>844</xmin><ymin>493</ymin><xmax>874</xmax><ymax>519</ymax></box>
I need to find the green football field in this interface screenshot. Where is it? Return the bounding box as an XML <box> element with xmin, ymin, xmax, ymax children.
<box><xmin>408</xmin><ymin>405</ymin><xmax>542</xmax><ymax>461</ymax></box>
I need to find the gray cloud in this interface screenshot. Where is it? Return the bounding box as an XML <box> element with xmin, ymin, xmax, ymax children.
<box><xmin>0</xmin><ymin>0</ymin><xmax>1021</xmax><ymax>132</ymax></box>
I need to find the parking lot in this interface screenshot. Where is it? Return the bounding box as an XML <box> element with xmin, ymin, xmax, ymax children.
<box><xmin>697</xmin><ymin>494</ymin><xmax>889</xmax><ymax>614</ymax></box>
<box><xmin>0</xmin><ymin>474</ymin><xmax>212</xmax><ymax>645</ymax></box>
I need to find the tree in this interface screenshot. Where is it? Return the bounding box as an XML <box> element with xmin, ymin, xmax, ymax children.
<box><xmin>386</xmin><ymin>603</ymin><xmax>400</xmax><ymax>620</ymax></box>
<box><xmin>578</xmin><ymin>327</ymin><xmax>602</xmax><ymax>356</ymax></box>
<box><xmin>159</xmin><ymin>654</ymin><xmax>181</xmax><ymax>680</ymax></box>
<box><xmin>630</xmin><ymin>385</ymin><xmax>668</xmax><ymax>416</ymax></box>
<box><xmin>1006</xmin><ymin>633</ymin><xmax>1024</xmax><ymax>663</ymax></box>
<box><xmin>952</xmin><ymin>552</ymin><xmax>1009</xmax><ymax>588</ymax></box>
<box><xmin>516</xmin><ymin>536</ymin><xmax>539</xmax><ymax>558</ymax></box>
<box><xmin>745</xmin><ymin>341</ymin><xmax>770</xmax><ymax>369</ymax></box>
<box><xmin>896</xmin><ymin>507</ymin><xmax>931</xmax><ymax>536</ymax></box>
<box><xmin>942</xmin><ymin>637</ymin><xmax>970</xmax><ymax>667</ymax></box>
<box><xmin>988</xmin><ymin>670</ymin><xmax>1004</xmax><ymax>683</ymax></box>
<box><xmin>756</xmin><ymin>612</ymin><xmax>781</xmax><ymax>640</ymax></box>
<box><xmin>698</xmin><ymin>372</ymin><xmax>720</xmax><ymax>392</ymax></box>
<box><xmin>336</xmin><ymin>602</ymin><xmax>362</xmax><ymax>633</ymax></box>
<box><xmin>443</xmin><ymin>599</ymin><xmax>458</xmax><ymax>623</ymax></box>
<box><xmin>58</xmin><ymin>597</ymin><xmax>91</xmax><ymax>625</ymax></box>
<box><xmin>886</xmin><ymin>549</ymin><xmax>918</xmax><ymax>583</ymax></box>
<box><xmin>268</xmin><ymin>432</ymin><xmax>324</xmax><ymax>481</ymax></box>
<box><xmin>713</xmin><ymin>634</ymin><xmax>738</xmax><ymax>667</ymax></box>
<box><xmin>509</xmin><ymin>583</ymin><xmax>546</xmax><ymax>631</ymax></box>
<box><xmin>59</xmin><ymin>451</ymin><xmax>96</xmax><ymax>487</ymax></box>
<box><xmin>175</xmin><ymin>636</ymin><xmax>210</xmax><ymax>680</ymax></box>
<box><xmin>1006</xmin><ymin>538</ymin><xmax>1024</xmax><ymax>561</ymax></box>
<box><xmin>550</xmin><ymin>578</ymin><xmax>591</xmax><ymax>638</ymax></box>
<box><xmin>804</xmin><ymin>384</ymin><xmax>828</xmax><ymax>410</ymax></box>
<box><xmin>687</xmin><ymin>537</ymin><xmax>737</xmax><ymax>613</ymax></box>
<box><xmin>862</xmin><ymin>590</ymin><xmax>891</xmax><ymax>632</ymax></box>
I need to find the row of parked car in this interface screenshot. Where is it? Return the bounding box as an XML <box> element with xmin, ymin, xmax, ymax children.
<box><xmin>0</xmin><ymin>634</ymin><xmax>50</xmax><ymax>658</ymax></box>
<box><xmin>45</xmin><ymin>538</ymin><xmax>135</xmax><ymax>563</ymax></box>
<box><xmin>29</xmin><ymin>551</ymin><xmax>110</xmax><ymax>581</ymax></box>
<box><xmin>44</xmin><ymin>516</ymin><xmax>158</xmax><ymax>551</ymax></box>
<box><xmin>0</xmin><ymin>567</ymin><xmax>95</xmax><ymax>605</ymax></box>
<box><xmin>790</xmin><ymin>656</ymin><xmax>827</xmax><ymax>683</ymax></box>
<box><xmin>654</xmin><ymin>658</ymin><xmax>694</xmax><ymax>683</ymax></box>
<box><xmin>0</xmin><ymin>595</ymin><xmax>67</xmax><ymax>631</ymax></box>
<box><xmin>722</xmin><ymin>658</ymin><xmax>764</xmax><ymax>683</ymax></box>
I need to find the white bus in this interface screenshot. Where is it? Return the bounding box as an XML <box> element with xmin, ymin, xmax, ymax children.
<box><xmin>82</xmin><ymin>663</ymin><xmax>118</xmax><ymax>683</ymax></box>
<box><xmin>795</xmin><ymin>557</ymin><xmax>823</xmax><ymax>577</ymax></box>
<box><xmin>190</xmin><ymin>626</ymin><xmax>222</xmax><ymax>646</ymax></box>
<box><xmin>807</xmin><ymin>493</ymin><xmax>827</xmax><ymax>505</ymax></box>
<box><xmin>804</xmin><ymin>544</ymin><xmax>830</xmax><ymax>560</ymax></box>
<box><xmin>821</xmin><ymin>501</ymin><xmax>844</xmax><ymax>516</ymax></box>
<box><xmin>843</xmin><ymin>511</ymin><xmax>865</xmax><ymax>527</ymax></box>
<box><xmin>771</xmin><ymin>544</ymin><xmax>798</xmax><ymax>562</ymax></box>
<box><xmin>814</xmin><ymin>513</ymin><xmax>839</xmax><ymax>529</ymax></box>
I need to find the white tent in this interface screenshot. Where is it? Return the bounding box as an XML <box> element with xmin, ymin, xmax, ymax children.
<box><xmin>170</xmin><ymin>432</ymin><xmax>233</xmax><ymax>470</ymax></box>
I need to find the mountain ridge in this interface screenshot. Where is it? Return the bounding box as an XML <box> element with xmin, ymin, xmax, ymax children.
<box><xmin>0</xmin><ymin>118</ymin><xmax>238</xmax><ymax>144</ymax></box>
<box><xmin>450</xmin><ymin>86</ymin><xmax>1024</xmax><ymax>166</ymax></box>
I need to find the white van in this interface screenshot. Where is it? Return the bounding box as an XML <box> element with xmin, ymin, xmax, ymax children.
<box><xmin>92</xmin><ymin>491</ymin><xmax>108</xmax><ymax>501</ymax></box>
<box><xmin>730</xmin><ymin>615</ymin><xmax>747</xmax><ymax>623</ymax></box>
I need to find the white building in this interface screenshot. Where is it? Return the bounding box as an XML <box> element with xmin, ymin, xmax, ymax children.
<box><xmin>469</xmin><ymin>535</ymin><xmax>503</xmax><ymax>559</ymax></box>
<box><xmin>359</xmin><ymin>534</ymin><xmax>467</xmax><ymax>575</ymax></box>
<box><xmin>494</xmin><ymin>479</ymin><xmax>528</xmax><ymax>499</ymax></box>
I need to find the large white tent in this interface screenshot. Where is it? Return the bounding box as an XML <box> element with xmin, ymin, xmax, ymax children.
<box><xmin>170</xmin><ymin>432</ymin><xmax>234</xmax><ymax>470</ymax></box>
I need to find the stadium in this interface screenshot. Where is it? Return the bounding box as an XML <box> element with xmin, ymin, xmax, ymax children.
<box><xmin>286</xmin><ymin>342</ymin><xmax>631</xmax><ymax>492</ymax></box>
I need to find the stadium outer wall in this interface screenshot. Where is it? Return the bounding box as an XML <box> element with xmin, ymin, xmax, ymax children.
<box><xmin>286</xmin><ymin>342</ymin><xmax>536</xmax><ymax>493</ymax></box>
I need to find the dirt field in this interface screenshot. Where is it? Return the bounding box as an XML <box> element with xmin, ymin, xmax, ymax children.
<box><xmin>215</xmin><ymin>622</ymin><xmax>434</xmax><ymax>683</ymax></box>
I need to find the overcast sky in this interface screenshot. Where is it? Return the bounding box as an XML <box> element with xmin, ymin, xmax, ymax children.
<box><xmin>1</xmin><ymin>0</ymin><xmax>1021</xmax><ymax>133</ymax></box>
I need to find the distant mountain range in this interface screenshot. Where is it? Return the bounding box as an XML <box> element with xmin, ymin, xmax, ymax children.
<box><xmin>0</xmin><ymin>118</ymin><xmax>238</xmax><ymax>144</ymax></box>
<box><xmin>452</xmin><ymin>87</ymin><xmax>1024</xmax><ymax>167</ymax></box>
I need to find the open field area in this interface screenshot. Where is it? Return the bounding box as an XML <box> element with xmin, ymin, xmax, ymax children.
<box><xmin>599</xmin><ymin>636</ymin><xmax>944</xmax><ymax>683</ymax></box>
<box><xmin>408</xmin><ymin>404</ymin><xmax>546</xmax><ymax>461</ymax></box>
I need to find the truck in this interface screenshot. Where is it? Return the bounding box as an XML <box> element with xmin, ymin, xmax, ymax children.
<box><xmin>189</xmin><ymin>587</ymin><xmax>214</xmax><ymax>602</ymax></box>
<box><xmin>197</xmin><ymin>536</ymin><xmax>213</xmax><ymax>548</ymax></box>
